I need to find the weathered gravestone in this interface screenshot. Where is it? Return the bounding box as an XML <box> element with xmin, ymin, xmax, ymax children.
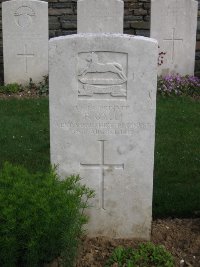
<box><xmin>151</xmin><ymin>0</ymin><xmax>198</xmax><ymax>76</ymax></box>
<box><xmin>49</xmin><ymin>0</ymin><xmax>158</xmax><ymax>239</ymax></box>
<box><xmin>78</xmin><ymin>0</ymin><xmax>124</xmax><ymax>34</ymax></box>
<box><xmin>2</xmin><ymin>0</ymin><xmax>48</xmax><ymax>85</ymax></box>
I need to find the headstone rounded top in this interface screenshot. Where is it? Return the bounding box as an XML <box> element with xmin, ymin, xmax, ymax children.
<box><xmin>3</xmin><ymin>0</ymin><xmax>48</xmax><ymax>6</ymax></box>
<box><xmin>151</xmin><ymin>0</ymin><xmax>197</xmax><ymax>5</ymax></box>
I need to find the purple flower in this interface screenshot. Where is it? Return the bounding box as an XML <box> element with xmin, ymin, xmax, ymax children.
<box><xmin>158</xmin><ymin>74</ymin><xmax>200</xmax><ymax>97</ymax></box>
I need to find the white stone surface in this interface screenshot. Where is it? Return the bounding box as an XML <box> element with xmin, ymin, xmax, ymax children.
<box><xmin>2</xmin><ymin>0</ymin><xmax>48</xmax><ymax>85</ymax></box>
<box><xmin>77</xmin><ymin>0</ymin><xmax>124</xmax><ymax>33</ymax></box>
<box><xmin>49</xmin><ymin>33</ymin><xmax>158</xmax><ymax>239</ymax></box>
<box><xmin>151</xmin><ymin>0</ymin><xmax>198</xmax><ymax>76</ymax></box>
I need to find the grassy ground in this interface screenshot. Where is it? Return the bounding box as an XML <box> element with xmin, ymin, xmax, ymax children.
<box><xmin>0</xmin><ymin>96</ymin><xmax>199</xmax><ymax>218</ymax></box>
<box><xmin>154</xmin><ymin>96</ymin><xmax>200</xmax><ymax>218</ymax></box>
<box><xmin>0</xmin><ymin>98</ymin><xmax>50</xmax><ymax>173</ymax></box>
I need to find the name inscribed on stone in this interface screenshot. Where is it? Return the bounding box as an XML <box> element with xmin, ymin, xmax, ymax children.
<box><xmin>60</xmin><ymin>104</ymin><xmax>153</xmax><ymax>135</ymax></box>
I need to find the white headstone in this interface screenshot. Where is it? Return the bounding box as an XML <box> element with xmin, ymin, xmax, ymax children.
<box><xmin>49</xmin><ymin>0</ymin><xmax>158</xmax><ymax>239</ymax></box>
<box><xmin>151</xmin><ymin>0</ymin><xmax>198</xmax><ymax>76</ymax></box>
<box><xmin>2</xmin><ymin>0</ymin><xmax>48</xmax><ymax>85</ymax></box>
<box><xmin>78</xmin><ymin>0</ymin><xmax>124</xmax><ymax>33</ymax></box>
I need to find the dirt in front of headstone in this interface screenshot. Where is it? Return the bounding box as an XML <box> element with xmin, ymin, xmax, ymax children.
<box><xmin>0</xmin><ymin>90</ymin><xmax>41</xmax><ymax>99</ymax></box>
<box><xmin>75</xmin><ymin>218</ymin><xmax>200</xmax><ymax>267</ymax></box>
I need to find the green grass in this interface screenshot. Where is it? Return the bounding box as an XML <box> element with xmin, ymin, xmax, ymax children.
<box><xmin>0</xmin><ymin>98</ymin><xmax>50</xmax><ymax>173</ymax></box>
<box><xmin>0</xmin><ymin>96</ymin><xmax>199</xmax><ymax>218</ymax></box>
<box><xmin>154</xmin><ymin>96</ymin><xmax>200</xmax><ymax>218</ymax></box>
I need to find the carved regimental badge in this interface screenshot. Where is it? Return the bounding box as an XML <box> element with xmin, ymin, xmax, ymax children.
<box><xmin>78</xmin><ymin>52</ymin><xmax>128</xmax><ymax>100</ymax></box>
<box><xmin>14</xmin><ymin>6</ymin><xmax>35</xmax><ymax>28</ymax></box>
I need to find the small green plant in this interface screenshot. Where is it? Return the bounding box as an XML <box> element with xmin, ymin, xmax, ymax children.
<box><xmin>28</xmin><ymin>77</ymin><xmax>35</xmax><ymax>90</ymax></box>
<box><xmin>0</xmin><ymin>162</ymin><xmax>94</xmax><ymax>267</ymax></box>
<box><xmin>107</xmin><ymin>246</ymin><xmax>133</xmax><ymax>266</ymax></box>
<box><xmin>106</xmin><ymin>242</ymin><xmax>174</xmax><ymax>267</ymax></box>
<box><xmin>0</xmin><ymin>83</ymin><xmax>22</xmax><ymax>94</ymax></box>
<box><xmin>37</xmin><ymin>75</ymin><xmax>49</xmax><ymax>96</ymax></box>
<box><xmin>0</xmin><ymin>77</ymin><xmax>49</xmax><ymax>97</ymax></box>
<box><xmin>28</xmin><ymin>76</ymin><xmax>49</xmax><ymax>96</ymax></box>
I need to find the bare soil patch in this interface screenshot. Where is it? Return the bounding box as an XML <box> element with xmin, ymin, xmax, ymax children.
<box><xmin>76</xmin><ymin>219</ymin><xmax>200</xmax><ymax>267</ymax></box>
<box><xmin>0</xmin><ymin>90</ymin><xmax>41</xmax><ymax>99</ymax></box>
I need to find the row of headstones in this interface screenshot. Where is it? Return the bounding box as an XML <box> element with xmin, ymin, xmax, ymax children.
<box><xmin>2</xmin><ymin>0</ymin><xmax>198</xmax><ymax>240</ymax></box>
<box><xmin>2</xmin><ymin>0</ymin><xmax>198</xmax><ymax>85</ymax></box>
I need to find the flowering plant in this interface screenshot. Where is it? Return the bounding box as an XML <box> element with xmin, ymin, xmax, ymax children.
<box><xmin>157</xmin><ymin>74</ymin><xmax>200</xmax><ymax>97</ymax></box>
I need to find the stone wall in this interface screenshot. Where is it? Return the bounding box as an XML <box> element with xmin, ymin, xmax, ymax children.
<box><xmin>0</xmin><ymin>0</ymin><xmax>200</xmax><ymax>81</ymax></box>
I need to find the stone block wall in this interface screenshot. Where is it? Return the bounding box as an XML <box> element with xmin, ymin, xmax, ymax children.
<box><xmin>0</xmin><ymin>0</ymin><xmax>200</xmax><ymax>82</ymax></box>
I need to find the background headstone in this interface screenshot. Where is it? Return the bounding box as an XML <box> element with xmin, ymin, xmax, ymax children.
<box><xmin>78</xmin><ymin>0</ymin><xmax>124</xmax><ymax>33</ymax></box>
<box><xmin>151</xmin><ymin>0</ymin><xmax>198</xmax><ymax>76</ymax></box>
<box><xmin>2</xmin><ymin>0</ymin><xmax>48</xmax><ymax>85</ymax></box>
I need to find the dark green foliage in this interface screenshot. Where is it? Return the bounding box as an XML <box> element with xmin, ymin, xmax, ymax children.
<box><xmin>106</xmin><ymin>242</ymin><xmax>174</xmax><ymax>267</ymax></box>
<box><xmin>0</xmin><ymin>83</ymin><xmax>22</xmax><ymax>94</ymax></box>
<box><xmin>37</xmin><ymin>76</ymin><xmax>49</xmax><ymax>96</ymax></box>
<box><xmin>0</xmin><ymin>162</ymin><xmax>94</xmax><ymax>267</ymax></box>
<box><xmin>0</xmin><ymin>76</ymin><xmax>49</xmax><ymax>96</ymax></box>
<box><xmin>28</xmin><ymin>76</ymin><xmax>49</xmax><ymax>96</ymax></box>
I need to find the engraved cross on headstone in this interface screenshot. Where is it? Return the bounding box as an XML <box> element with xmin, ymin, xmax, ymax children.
<box><xmin>163</xmin><ymin>28</ymin><xmax>183</xmax><ymax>63</ymax></box>
<box><xmin>80</xmin><ymin>140</ymin><xmax>124</xmax><ymax>210</ymax></box>
<box><xmin>17</xmin><ymin>44</ymin><xmax>34</xmax><ymax>73</ymax></box>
